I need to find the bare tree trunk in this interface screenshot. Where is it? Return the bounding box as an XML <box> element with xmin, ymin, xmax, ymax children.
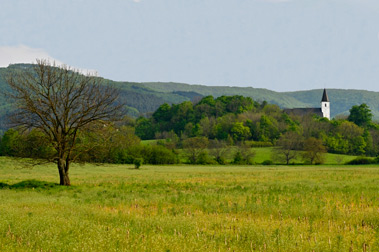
<box><xmin>58</xmin><ymin>158</ymin><xmax>71</xmax><ymax>186</ymax></box>
<box><xmin>7</xmin><ymin>60</ymin><xmax>122</xmax><ymax>185</ymax></box>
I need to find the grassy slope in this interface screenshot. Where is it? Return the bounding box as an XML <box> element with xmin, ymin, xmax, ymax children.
<box><xmin>1</xmin><ymin>157</ymin><xmax>378</xmax><ymax>251</ymax></box>
<box><xmin>252</xmin><ymin>147</ymin><xmax>357</xmax><ymax>165</ymax></box>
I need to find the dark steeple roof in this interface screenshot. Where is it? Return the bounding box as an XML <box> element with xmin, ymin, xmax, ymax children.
<box><xmin>321</xmin><ymin>88</ymin><xmax>329</xmax><ymax>102</ymax></box>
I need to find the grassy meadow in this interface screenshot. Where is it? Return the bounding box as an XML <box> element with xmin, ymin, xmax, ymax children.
<box><xmin>1</xmin><ymin>157</ymin><xmax>379</xmax><ymax>251</ymax></box>
<box><xmin>251</xmin><ymin>147</ymin><xmax>357</xmax><ymax>165</ymax></box>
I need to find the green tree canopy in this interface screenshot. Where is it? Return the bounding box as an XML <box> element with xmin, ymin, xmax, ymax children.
<box><xmin>348</xmin><ymin>103</ymin><xmax>372</xmax><ymax>127</ymax></box>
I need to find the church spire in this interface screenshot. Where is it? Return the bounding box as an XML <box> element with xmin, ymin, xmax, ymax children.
<box><xmin>321</xmin><ymin>88</ymin><xmax>329</xmax><ymax>102</ymax></box>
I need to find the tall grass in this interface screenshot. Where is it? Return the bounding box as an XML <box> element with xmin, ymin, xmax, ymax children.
<box><xmin>0</xmin><ymin>157</ymin><xmax>378</xmax><ymax>251</ymax></box>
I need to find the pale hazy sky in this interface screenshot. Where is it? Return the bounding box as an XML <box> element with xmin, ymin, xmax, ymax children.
<box><xmin>1</xmin><ymin>0</ymin><xmax>379</xmax><ymax>91</ymax></box>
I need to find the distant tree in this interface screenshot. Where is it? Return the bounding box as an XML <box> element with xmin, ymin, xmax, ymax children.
<box><xmin>135</xmin><ymin>117</ymin><xmax>155</xmax><ymax>140</ymax></box>
<box><xmin>369</xmin><ymin>129</ymin><xmax>379</xmax><ymax>156</ymax></box>
<box><xmin>152</xmin><ymin>103</ymin><xmax>172</xmax><ymax>122</ymax></box>
<box><xmin>142</xmin><ymin>145</ymin><xmax>178</xmax><ymax>165</ymax></box>
<box><xmin>171</xmin><ymin>101</ymin><xmax>194</xmax><ymax>134</ymax></box>
<box><xmin>321</xmin><ymin>133</ymin><xmax>349</xmax><ymax>154</ymax></box>
<box><xmin>182</xmin><ymin>137</ymin><xmax>209</xmax><ymax>164</ymax></box>
<box><xmin>302</xmin><ymin>137</ymin><xmax>326</xmax><ymax>164</ymax></box>
<box><xmin>335</xmin><ymin>121</ymin><xmax>366</xmax><ymax>155</ymax></box>
<box><xmin>6</xmin><ymin>60</ymin><xmax>122</xmax><ymax>185</ymax></box>
<box><xmin>230</xmin><ymin>122</ymin><xmax>251</xmax><ymax>142</ymax></box>
<box><xmin>0</xmin><ymin>128</ymin><xmax>20</xmax><ymax>156</ymax></box>
<box><xmin>257</xmin><ymin>115</ymin><xmax>280</xmax><ymax>142</ymax></box>
<box><xmin>348</xmin><ymin>103</ymin><xmax>372</xmax><ymax>127</ymax></box>
<box><xmin>209</xmin><ymin>139</ymin><xmax>229</xmax><ymax>164</ymax></box>
<box><xmin>232</xmin><ymin>143</ymin><xmax>255</xmax><ymax>165</ymax></box>
<box><xmin>76</xmin><ymin>123</ymin><xmax>140</xmax><ymax>163</ymax></box>
<box><xmin>273</xmin><ymin>131</ymin><xmax>302</xmax><ymax>165</ymax></box>
<box><xmin>214</xmin><ymin>114</ymin><xmax>236</xmax><ymax>140</ymax></box>
<box><xmin>198</xmin><ymin>116</ymin><xmax>217</xmax><ymax>138</ymax></box>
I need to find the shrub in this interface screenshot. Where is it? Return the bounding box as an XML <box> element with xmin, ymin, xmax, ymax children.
<box><xmin>346</xmin><ymin>156</ymin><xmax>375</xmax><ymax>165</ymax></box>
<box><xmin>142</xmin><ymin>145</ymin><xmax>179</xmax><ymax>164</ymax></box>
<box><xmin>232</xmin><ymin>151</ymin><xmax>243</xmax><ymax>164</ymax></box>
<box><xmin>196</xmin><ymin>151</ymin><xmax>215</xmax><ymax>165</ymax></box>
<box><xmin>262</xmin><ymin>160</ymin><xmax>274</xmax><ymax>165</ymax></box>
<box><xmin>232</xmin><ymin>151</ymin><xmax>254</xmax><ymax>165</ymax></box>
<box><xmin>215</xmin><ymin>156</ymin><xmax>227</xmax><ymax>165</ymax></box>
<box><xmin>134</xmin><ymin>158</ymin><xmax>143</xmax><ymax>169</ymax></box>
<box><xmin>232</xmin><ymin>144</ymin><xmax>255</xmax><ymax>165</ymax></box>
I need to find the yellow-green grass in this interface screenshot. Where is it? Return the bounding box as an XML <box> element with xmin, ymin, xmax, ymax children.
<box><xmin>1</xmin><ymin>157</ymin><xmax>378</xmax><ymax>251</ymax></box>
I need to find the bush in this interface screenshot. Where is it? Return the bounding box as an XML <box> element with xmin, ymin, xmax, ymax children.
<box><xmin>134</xmin><ymin>158</ymin><xmax>143</xmax><ymax>169</ymax></box>
<box><xmin>346</xmin><ymin>156</ymin><xmax>376</xmax><ymax>165</ymax></box>
<box><xmin>143</xmin><ymin>145</ymin><xmax>179</xmax><ymax>164</ymax></box>
<box><xmin>232</xmin><ymin>144</ymin><xmax>255</xmax><ymax>165</ymax></box>
<box><xmin>232</xmin><ymin>151</ymin><xmax>254</xmax><ymax>165</ymax></box>
<box><xmin>232</xmin><ymin>151</ymin><xmax>243</xmax><ymax>164</ymax></box>
<box><xmin>215</xmin><ymin>156</ymin><xmax>227</xmax><ymax>165</ymax></box>
<box><xmin>196</xmin><ymin>151</ymin><xmax>215</xmax><ymax>165</ymax></box>
<box><xmin>262</xmin><ymin>160</ymin><xmax>274</xmax><ymax>165</ymax></box>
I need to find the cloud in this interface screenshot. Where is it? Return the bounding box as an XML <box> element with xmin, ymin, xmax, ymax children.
<box><xmin>132</xmin><ymin>0</ymin><xmax>141</xmax><ymax>3</ymax></box>
<box><xmin>0</xmin><ymin>45</ymin><xmax>97</xmax><ymax>75</ymax></box>
<box><xmin>0</xmin><ymin>45</ymin><xmax>63</xmax><ymax>67</ymax></box>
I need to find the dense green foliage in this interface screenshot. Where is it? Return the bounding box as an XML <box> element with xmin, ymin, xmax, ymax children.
<box><xmin>136</xmin><ymin>95</ymin><xmax>287</xmax><ymax>143</ymax></box>
<box><xmin>348</xmin><ymin>103</ymin><xmax>373</xmax><ymax>127</ymax></box>
<box><xmin>1</xmin><ymin>159</ymin><xmax>379</xmax><ymax>251</ymax></box>
<box><xmin>134</xmin><ymin>95</ymin><xmax>379</xmax><ymax>158</ymax></box>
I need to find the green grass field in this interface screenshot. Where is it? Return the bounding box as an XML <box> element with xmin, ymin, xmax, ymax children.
<box><xmin>1</xmin><ymin>157</ymin><xmax>378</xmax><ymax>251</ymax></box>
<box><xmin>252</xmin><ymin>147</ymin><xmax>357</xmax><ymax>165</ymax></box>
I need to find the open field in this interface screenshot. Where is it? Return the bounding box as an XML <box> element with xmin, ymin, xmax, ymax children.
<box><xmin>0</xmin><ymin>157</ymin><xmax>379</xmax><ymax>251</ymax></box>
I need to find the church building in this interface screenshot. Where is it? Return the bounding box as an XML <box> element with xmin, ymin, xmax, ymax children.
<box><xmin>284</xmin><ymin>89</ymin><xmax>330</xmax><ymax>120</ymax></box>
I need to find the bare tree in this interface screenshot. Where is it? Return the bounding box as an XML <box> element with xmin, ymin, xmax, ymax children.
<box><xmin>302</xmin><ymin>137</ymin><xmax>326</xmax><ymax>164</ymax></box>
<box><xmin>6</xmin><ymin>60</ymin><xmax>122</xmax><ymax>185</ymax></box>
<box><xmin>272</xmin><ymin>131</ymin><xmax>302</xmax><ymax>165</ymax></box>
<box><xmin>209</xmin><ymin>139</ymin><xmax>229</xmax><ymax>164</ymax></box>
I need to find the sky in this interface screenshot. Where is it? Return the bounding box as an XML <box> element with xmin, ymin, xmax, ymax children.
<box><xmin>1</xmin><ymin>0</ymin><xmax>379</xmax><ymax>92</ymax></box>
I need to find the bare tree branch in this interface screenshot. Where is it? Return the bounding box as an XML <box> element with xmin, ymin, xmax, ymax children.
<box><xmin>6</xmin><ymin>60</ymin><xmax>123</xmax><ymax>185</ymax></box>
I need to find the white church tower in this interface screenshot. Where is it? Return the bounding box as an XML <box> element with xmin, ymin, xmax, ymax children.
<box><xmin>321</xmin><ymin>88</ymin><xmax>330</xmax><ymax>120</ymax></box>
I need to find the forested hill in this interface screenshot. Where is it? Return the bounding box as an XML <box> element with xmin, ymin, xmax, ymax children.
<box><xmin>141</xmin><ymin>82</ymin><xmax>379</xmax><ymax>119</ymax></box>
<box><xmin>1</xmin><ymin>64</ymin><xmax>379</xmax><ymax>122</ymax></box>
